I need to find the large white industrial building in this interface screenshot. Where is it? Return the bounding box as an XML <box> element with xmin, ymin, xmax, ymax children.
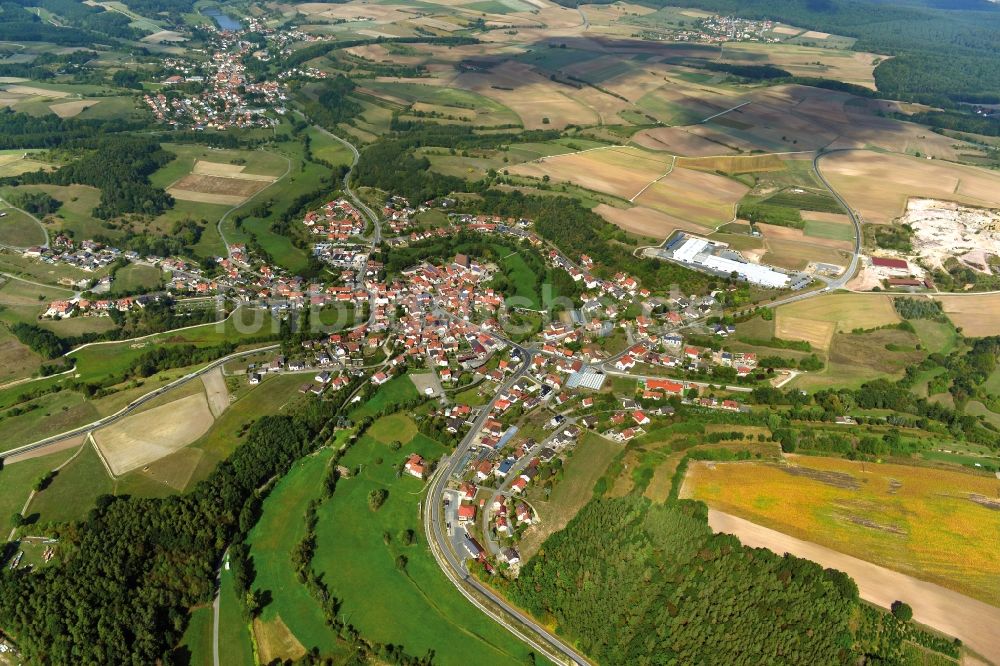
<box><xmin>671</xmin><ymin>237</ymin><xmax>789</xmax><ymax>289</ymax></box>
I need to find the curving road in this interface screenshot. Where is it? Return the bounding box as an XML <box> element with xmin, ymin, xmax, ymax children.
<box><xmin>421</xmin><ymin>324</ymin><xmax>591</xmax><ymax>666</ymax></box>
<box><xmin>306</xmin><ymin>122</ymin><xmax>382</xmax><ymax>246</ymax></box>
<box><xmin>216</xmin><ymin>151</ymin><xmax>292</xmax><ymax>258</ymax></box>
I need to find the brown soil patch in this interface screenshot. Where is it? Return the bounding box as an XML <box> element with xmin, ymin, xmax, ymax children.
<box><xmin>757</xmin><ymin>222</ymin><xmax>852</xmax><ymax>250</ymax></box>
<box><xmin>931</xmin><ymin>294</ymin><xmax>1000</xmax><ymax>338</ymax></box>
<box><xmin>191</xmin><ymin>160</ymin><xmax>276</xmax><ymax>181</ymax></box>
<box><xmin>254</xmin><ymin>615</ymin><xmax>306</xmax><ymax>663</ymax></box>
<box><xmin>510</xmin><ymin>146</ymin><xmax>670</xmax><ymax>199</ymax></box>
<box><xmin>451</xmin><ymin>60</ymin><xmax>598</xmax><ymax>129</ymax></box>
<box><xmin>201</xmin><ymin>367</ymin><xmax>230</xmax><ymax>418</ymax></box>
<box><xmin>168</xmin><ymin>174</ymin><xmax>269</xmax><ymax>205</ymax></box>
<box><xmin>802</xmin><ymin>211</ymin><xmax>852</xmax><ymax>224</ymax></box>
<box><xmin>633</xmin><ymin>167</ymin><xmax>747</xmax><ymax>226</ymax></box>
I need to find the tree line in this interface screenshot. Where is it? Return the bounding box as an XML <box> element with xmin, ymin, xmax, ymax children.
<box><xmin>501</xmin><ymin>496</ymin><xmax>958</xmax><ymax>664</ymax></box>
<box><xmin>7</xmin><ymin>135</ymin><xmax>174</xmax><ymax>218</ymax></box>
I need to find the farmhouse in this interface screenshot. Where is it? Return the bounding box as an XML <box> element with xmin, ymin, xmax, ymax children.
<box><xmin>404</xmin><ymin>454</ymin><xmax>427</xmax><ymax>480</ymax></box>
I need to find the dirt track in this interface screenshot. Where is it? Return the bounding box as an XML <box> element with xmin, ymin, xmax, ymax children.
<box><xmin>708</xmin><ymin>510</ymin><xmax>1000</xmax><ymax>664</ymax></box>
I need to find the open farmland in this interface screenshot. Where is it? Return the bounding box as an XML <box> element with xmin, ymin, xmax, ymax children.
<box><xmin>167</xmin><ymin>165</ymin><xmax>278</xmax><ymax>206</ymax></box>
<box><xmin>510</xmin><ymin>146</ymin><xmax>671</xmax><ymax>199</ymax></box>
<box><xmin>595</xmin><ymin>203</ymin><xmax>714</xmax><ymax>238</ymax></box>
<box><xmin>92</xmin><ymin>391</ymin><xmax>217</xmax><ymax>476</ymax></box>
<box><xmin>451</xmin><ymin>61</ymin><xmax>599</xmax><ymax>129</ymax></box>
<box><xmin>684</xmin><ymin>456</ymin><xmax>1000</xmax><ymax>608</ymax></box>
<box><xmin>359</xmin><ymin>80</ymin><xmax>521</xmax><ymax>126</ymax></box>
<box><xmin>930</xmin><ymin>293</ymin><xmax>1000</xmax><ymax>337</ymax></box>
<box><xmin>819</xmin><ymin>150</ymin><xmax>1000</xmax><ymax>224</ymax></box>
<box><xmin>0</xmin><ymin>150</ymin><xmax>51</xmax><ymax>178</ymax></box>
<box><xmin>775</xmin><ymin>293</ymin><xmax>899</xmax><ymax>349</ymax></box>
<box><xmin>719</xmin><ymin>42</ymin><xmax>882</xmax><ymax>88</ymax></box>
<box><xmin>632</xmin><ymin>167</ymin><xmax>747</xmax><ymax>228</ymax></box>
<box><xmin>677</xmin><ymin>153</ymin><xmax>787</xmax><ymax>174</ymax></box>
<box><xmin>635</xmin><ymin>85</ymin><xmax>976</xmax><ymax>160</ymax></box>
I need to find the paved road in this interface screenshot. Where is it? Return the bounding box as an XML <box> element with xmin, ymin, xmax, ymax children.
<box><xmin>0</xmin><ymin>197</ymin><xmax>49</xmax><ymax>249</ymax></box>
<box><xmin>0</xmin><ymin>343</ymin><xmax>279</xmax><ymax>463</ymax></box>
<box><xmin>300</xmin><ymin>117</ymin><xmax>382</xmax><ymax>246</ymax></box>
<box><xmin>422</xmin><ymin>336</ymin><xmax>591</xmax><ymax>665</ymax></box>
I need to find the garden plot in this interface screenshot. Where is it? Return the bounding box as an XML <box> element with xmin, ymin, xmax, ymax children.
<box><xmin>168</xmin><ymin>160</ymin><xmax>278</xmax><ymax>205</ymax></box>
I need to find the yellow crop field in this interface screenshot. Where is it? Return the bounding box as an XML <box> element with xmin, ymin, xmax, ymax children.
<box><xmin>685</xmin><ymin>456</ymin><xmax>1000</xmax><ymax>606</ymax></box>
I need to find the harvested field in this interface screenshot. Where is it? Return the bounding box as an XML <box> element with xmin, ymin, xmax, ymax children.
<box><xmin>820</xmin><ymin>150</ymin><xmax>1000</xmax><ymax>225</ymax></box>
<box><xmin>168</xmin><ymin>174</ymin><xmax>271</xmax><ymax>205</ymax></box>
<box><xmin>191</xmin><ymin>160</ymin><xmax>277</xmax><ymax>181</ymax></box>
<box><xmin>451</xmin><ymin>61</ymin><xmax>598</xmax><ymax>129</ymax></box>
<box><xmin>632</xmin><ymin>167</ymin><xmax>747</xmax><ymax>226</ymax></box>
<box><xmin>632</xmin><ymin>126</ymin><xmax>739</xmax><ymax>156</ymax></box>
<box><xmin>707</xmin><ymin>509</ymin><xmax>1000</xmax><ymax>664</ymax></box>
<box><xmin>685</xmin><ymin>456</ymin><xmax>1000</xmax><ymax>612</ymax></box>
<box><xmin>595</xmin><ymin>203</ymin><xmax>708</xmax><ymax>238</ymax></box>
<box><xmin>510</xmin><ymin>146</ymin><xmax>670</xmax><ymax>199</ymax></box>
<box><xmin>93</xmin><ymin>391</ymin><xmax>215</xmax><ymax>476</ymax></box>
<box><xmin>3</xmin><ymin>85</ymin><xmax>69</xmax><ymax>98</ymax></box>
<box><xmin>201</xmin><ymin>367</ymin><xmax>230</xmax><ymax>418</ymax></box>
<box><xmin>931</xmin><ymin>293</ymin><xmax>1000</xmax><ymax>337</ymax></box>
<box><xmin>141</xmin><ymin>30</ymin><xmax>186</xmax><ymax>43</ymax></box>
<box><xmin>720</xmin><ymin>42</ymin><xmax>882</xmax><ymax>88</ymax></box>
<box><xmin>48</xmin><ymin>100</ymin><xmax>100</xmax><ymax>118</ymax></box>
<box><xmin>757</xmin><ymin>222</ymin><xmax>852</xmax><ymax>250</ymax></box>
<box><xmin>677</xmin><ymin>153</ymin><xmax>788</xmax><ymax>174</ymax></box>
<box><xmin>775</xmin><ymin>293</ymin><xmax>899</xmax><ymax>349</ymax></box>
<box><xmin>775</xmin><ymin>316</ymin><xmax>836</xmax><ymax>350</ymax></box>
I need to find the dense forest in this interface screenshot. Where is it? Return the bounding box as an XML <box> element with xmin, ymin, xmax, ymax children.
<box><xmin>8</xmin><ymin>135</ymin><xmax>174</xmax><ymax>218</ymax></box>
<box><xmin>507</xmin><ymin>496</ymin><xmax>959</xmax><ymax>664</ymax></box>
<box><xmin>0</xmin><ymin>398</ymin><xmax>339</xmax><ymax>663</ymax></box>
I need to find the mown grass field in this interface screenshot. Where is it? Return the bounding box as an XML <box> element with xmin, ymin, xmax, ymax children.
<box><xmin>218</xmin><ymin>559</ymin><xmax>255</xmax><ymax>666</ymax></box>
<box><xmin>0</xmin><ymin>207</ymin><xmax>45</xmax><ymax>247</ymax></box>
<box><xmin>246</xmin><ymin>448</ymin><xmax>343</xmax><ymax>661</ymax></box>
<box><xmin>178</xmin><ymin>605</ymin><xmax>213</xmax><ymax>666</ymax></box>
<box><xmin>110</xmin><ymin>263</ymin><xmax>163</xmax><ymax>294</ymax></box>
<box><xmin>26</xmin><ymin>441</ymin><xmax>113</xmax><ymax>525</ymax></box>
<box><xmin>312</xmin><ymin>422</ymin><xmax>543</xmax><ymax>666</ymax></box>
<box><xmin>349</xmin><ymin>374</ymin><xmax>419</xmax><ymax>421</ymax></box>
<box><xmin>686</xmin><ymin>456</ymin><xmax>1000</xmax><ymax>606</ymax></box>
<box><xmin>0</xmin><ymin>445</ymin><xmax>79</xmax><ymax>526</ymax></box>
